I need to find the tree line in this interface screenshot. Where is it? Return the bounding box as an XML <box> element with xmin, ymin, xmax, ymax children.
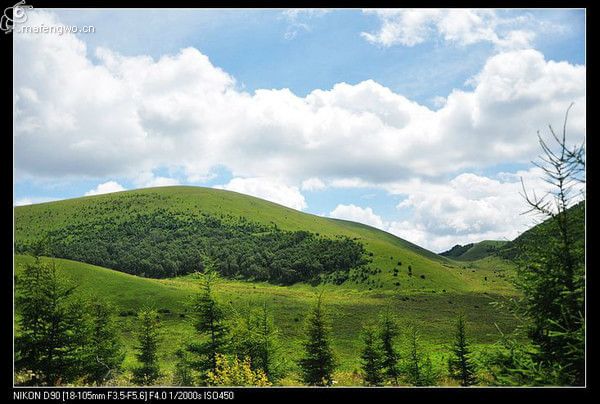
<box><xmin>15</xmin><ymin>211</ymin><xmax>369</xmax><ymax>285</ymax></box>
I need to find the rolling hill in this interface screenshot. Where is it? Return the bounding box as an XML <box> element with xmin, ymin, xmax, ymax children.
<box><xmin>440</xmin><ymin>240</ymin><xmax>509</xmax><ymax>261</ymax></box>
<box><xmin>499</xmin><ymin>201</ymin><xmax>585</xmax><ymax>261</ymax></box>
<box><xmin>13</xmin><ymin>186</ymin><xmax>521</xmax><ymax>385</ymax></box>
<box><xmin>14</xmin><ymin>186</ymin><xmax>513</xmax><ymax>294</ymax></box>
<box><xmin>439</xmin><ymin>201</ymin><xmax>585</xmax><ymax>263</ymax></box>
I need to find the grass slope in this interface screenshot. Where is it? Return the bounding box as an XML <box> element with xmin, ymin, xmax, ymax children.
<box><xmin>499</xmin><ymin>201</ymin><xmax>585</xmax><ymax>261</ymax></box>
<box><xmin>14</xmin><ymin>186</ymin><xmax>514</xmax><ymax>294</ymax></box>
<box><xmin>14</xmin><ymin>255</ymin><xmax>518</xmax><ymax>385</ymax></box>
<box><xmin>441</xmin><ymin>240</ymin><xmax>509</xmax><ymax>261</ymax></box>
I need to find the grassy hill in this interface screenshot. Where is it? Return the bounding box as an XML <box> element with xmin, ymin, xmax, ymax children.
<box><xmin>14</xmin><ymin>254</ymin><xmax>518</xmax><ymax>385</ymax></box>
<box><xmin>14</xmin><ymin>186</ymin><xmax>514</xmax><ymax>294</ymax></box>
<box><xmin>13</xmin><ymin>186</ymin><xmax>522</xmax><ymax>385</ymax></box>
<box><xmin>499</xmin><ymin>201</ymin><xmax>585</xmax><ymax>261</ymax></box>
<box><xmin>440</xmin><ymin>240</ymin><xmax>509</xmax><ymax>261</ymax></box>
<box><xmin>439</xmin><ymin>201</ymin><xmax>585</xmax><ymax>263</ymax></box>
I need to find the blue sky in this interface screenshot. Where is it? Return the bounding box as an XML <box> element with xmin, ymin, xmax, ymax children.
<box><xmin>13</xmin><ymin>8</ymin><xmax>586</xmax><ymax>251</ymax></box>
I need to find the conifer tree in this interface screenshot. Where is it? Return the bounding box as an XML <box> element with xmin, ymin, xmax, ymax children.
<box><xmin>448</xmin><ymin>314</ymin><xmax>477</xmax><ymax>386</ymax></box>
<box><xmin>84</xmin><ymin>300</ymin><xmax>124</xmax><ymax>385</ymax></box>
<box><xmin>132</xmin><ymin>309</ymin><xmax>161</xmax><ymax>385</ymax></box>
<box><xmin>516</xmin><ymin>104</ymin><xmax>585</xmax><ymax>385</ymax></box>
<box><xmin>173</xmin><ymin>348</ymin><xmax>195</xmax><ymax>386</ymax></box>
<box><xmin>187</xmin><ymin>256</ymin><xmax>229</xmax><ymax>382</ymax></box>
<box><xmin>231</xmin><ymin>303</ymin><xmax>286</xmax><ymax>382</ymax></box>
<box><xmin>379</xmin><ymin>311</ymin><xmax>401</xmax><ymax>385</ymax></box>
<box><xmin>403</xmin><ymin>325</ymin><xmax>438</xmax><ymax>386</ymax></box>
<box><xmin>298</xmin><ymin>294</ymin><xmax>336</xmax><ymax>386</ymax></box>
<box><xmin>360</xmin><ymin>326</ymin><xmax>385</xmax><ymax>386</ymax></box>
<box><xmin>254</xmin><ymin>303</ymin><xmax>283</xmax><ymax>381</ymax></box>
<box><xmin>15</xmin><ymin>259</ymin><xmax>90</xmax><ymax>385</ymax></box>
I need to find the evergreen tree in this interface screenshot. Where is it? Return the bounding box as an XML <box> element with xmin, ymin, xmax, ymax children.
<box><xmin>132</xmin><ymin>309</ymin><xmax>161</xmax><ymax>385</ymax></box>
<box><xmin>15</xmin><ymin>259</ymin><xmax>90</xmax><ymax>385</ymax></box>
<box><xmin>231</xmin><ymin>303</ymin><xmax>286</xmax><ymax>382</ymax></box>
<box><xmin>298</xmin><ymin>294</ymin><xmax>336</xmax><ymax>386</ymax></box>
<box><xmin>515</xmin><ymin>105</ymin><xmax>585</xmax><ymax>385</ymax></box>
<box><xmin>379</xmin><ymin>311</ymin><xmax>401</xmax><ymax>385</ymax></box>
<box><xmin>360</xmin><ymin>326</ymin><xmax>385</xmax><ymax>386</ymax></box>
<box><xmin>84</xmin><ymin>300</ymin><xmax>124</xmax><ymax>385</ymax></box>
<box><xmin>448</xmin><ymin>314</ymin><xmax>477</xmax><ymax>386</ymax></box>
<box><xmin>173</xmin><ymin>348</ymin><xmax>195</xmax><ymax>386</ymax></box>
<box><xmin>403</xmin><ymin>325</ymin><xmax>438</xmax><ymax>386</ymax></box>
<box><xmin>187</xmin><ymin>257</ymin><xmax>229</xmax><ymax>383</ymax></box>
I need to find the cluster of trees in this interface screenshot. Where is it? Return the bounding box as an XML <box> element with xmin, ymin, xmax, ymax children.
<box><xmin>302</xmin><ymin>303</ymin><xmax>477</xmax><ymax>387</ymax></box>
<box><xmin>15</xmin><ymin>211</ymin><xmax>369</xmax><ymax>285</ymax></box>
<box><xmin>13</xmin><ymin>255</ymin><xmax>285</xmax><ymax>386</ymax></box>
<box><xmin>109</xmin><ymin>268</ymin><xmax>287</xmax><ymax>387</ymax></box>
<box><xmin>15</xmin><ymin>258</ymin><xmax>124</xmax><ymax>386</ymax></box>
<box><xmin>14</xmin><ymin>254</ymin><xmax>476</xmax><ymax>387</ymax></box>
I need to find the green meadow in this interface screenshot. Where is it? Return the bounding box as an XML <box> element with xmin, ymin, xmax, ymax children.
<box><xmin>14</xmin><ymin>186</ymin><xmax>521</xmax><ymax>385</ymax></box>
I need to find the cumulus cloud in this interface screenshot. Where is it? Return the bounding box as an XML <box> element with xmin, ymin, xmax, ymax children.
<box><xmin>329</xmin><ymin>204</ymin><xmax>385</xmax><ymax>229</ymax></box>
<box><xmin>361</xmin><ymin>9</ymin><xmax>537</xmax><ymax>50</ymax></box>
<box><xmin>301</xmin><ymin>177</ymin><xmax>327</xmax><ymax>191</ymax></box>
<box><xmin>133</xmin><ymin>172</ymin><xmax>180</xmax><ymax>188</ymax></box>
<box><xmin>14</xmin><ymin>11</ymin><xmax>585</xmax><ymax>190</ymax></box>
<box><xmin>14</xmin><ymin>197</ymin><xmax>59</xmax><ymax>206</ymax></box>
<box><xmin>12</xmin><ymin>11</ymin><xmax>585</xmax><ymax>251</ymax></box>
<box><xmin>215</xmin><ymin>177</ymin><xmax>307</xmax><ymax>211</ymax></box>
<box><xmin>85</xmin><ymin>181</ymin><xmax>126</xmax><ymax>196</ymax></box>
<box><xmin>326</xmin><ymin>168</ymin><xmax>584</xmax><ymax>252</ymax></box>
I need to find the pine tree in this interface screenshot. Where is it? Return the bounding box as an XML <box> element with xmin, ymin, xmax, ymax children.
<box><xmin>515</xmin><ymin>105</ymin><xmax>585</xmax><ymax>385</ymax></box>
<box><xmin>83</xmin><ymin>300</ymin><xmax>124</xmax><ymax>386</ymax></box>
<box><xmin>132</xmin><ymin>309</ymin><xmax>161</xmax><ymax>385</ymax></box>
<box><xmin>379</xmin><ymin>311</ymin><xmax>401</xmax><ymax>385</ymax></box>
<box><xmin>231</xmin><ymin>303</ymin><xmax>286</xmax><ymax>382</ymax></box>
<box><xmin>254</xmin><ymin>303</ymin><xmax>284</xmax><ymax>381</ymax></box>
<box><xmin>298</xmin><ymin>294</ymin><xmax>336</xmax><ymax>386</ymax></box>
<box><xmin>448</xmin><ymin>314</ymin><xmax>477</xmax><ymax>386</ymax></box>
<box><xmin>360</xmin><ymin>326</ymin><xmax>385</xmax><ymax>386</ymax></box>
<box><xmin>403</xmin><ymin>325</ymin><xmax>438</xmax><ymax>386</ymax></box>
<box><xmin>187</xmin><ymin>257</ymin><xmax>229</xmax><ymax>383</ymax></box>
<box><xmin>15</xmin><ymin>259</ymin><xmax>90</xmax><ymax>385</ymax></box>
<box><xmin>173</xmin><ymin>348</ymin><xmax>195</xmax><ymax>386</ymax></box>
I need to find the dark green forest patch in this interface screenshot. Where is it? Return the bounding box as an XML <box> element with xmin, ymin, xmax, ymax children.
<box><xmin>15</xmin><ymin>210</ymin><xmax>370</xmax><ymax>285</ymax></box>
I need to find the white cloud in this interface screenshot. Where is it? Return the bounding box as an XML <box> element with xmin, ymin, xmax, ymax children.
<box><xmin>282</xmin><ymin>9</ymin><xmax>331</xmax><ymax>40</ymax></box>
<box><xmin>13</xmin><ymin>11</ymin><xmax>585</xmax><ymax>189</ymax></box>
<box><xmin>329</xmin><ymin>204</ymin><xmax>385</xmax><ymax>229</ymax></box>
<box><xmin>386</xmin><ymin>168</ymin><xmax>584</xmax><ymax>251</ymax></box>
<box><xmin>85</xmin><ymin>181</ymin><xmax>126</xmax><ymax>196</ymax></box>
<box><xmin>301</xmin><ymin>177</ymin><xmax>326</xmax><ymax>191</ymax></box>
<box><xmin>12</xmin><ymin>11</ymin><xmax>585</xmax><ymax>251</ymax></box>
<box><xmin>361</xmin><ymin>9</ymin><xmax>537</xmax><ymax>50</ymax></box>
<box><xmin>134</xmin><ymin>172</ymin><xmax>180</xmax><ymax>188</ymax></box>
<box><xmin>326</xmin><ymin>168</ymin><xmax>584</xmax><ymax>252</ymax></box>
<box><xmin>14</xmin><ymin>197</ymin><xmax>59</xmax><ymax>206</ymax></box>
<box><xmin>215</xmin><ymin>177</ymin><xmax>307</xmax><ymax>211</ymax></box>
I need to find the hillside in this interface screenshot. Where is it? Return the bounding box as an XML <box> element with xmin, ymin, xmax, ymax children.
<box><xmin>14</xmin><ymin>186</ymin><xmax>514</xmax><ymax>293</ymax></box>
<box><xmin>439</xmin><ymin>201</ymin><xmax>585</xmax><ymax>263</ymax></box>
<box><xmin>13</xmin><ymin>254</ymin><xmax>519</xmax><ymax>384</ymax></box>
<box><xmin>499</xmin><ymin>201</ymin><xmax>585</xmax><ymax>261</ymax></box>
<box><xmin>441</xmin><ymin>240</ymin><xmax>508</xmax><ymax>261</ymax></box>
<box><xmin>13</xmin><ymin>186</ymin><xmax>521</xmax><ymax>385</ymax></box>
